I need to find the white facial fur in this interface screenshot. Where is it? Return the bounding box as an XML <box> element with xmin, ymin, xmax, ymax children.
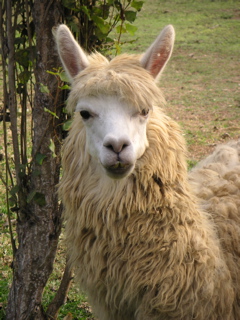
<box><xmin>76</xmin><ymin>95</ymin><xmax>150</xmax><ymax>179</ymax></box>
<box><xmin>56</xmin><ymin>24</ymin><xmax>175</xmax><ymax>178</ymax></box>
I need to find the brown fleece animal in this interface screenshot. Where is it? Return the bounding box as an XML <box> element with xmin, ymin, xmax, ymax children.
<box><xmin>56</xmin><ymin>24</ymin><xmax>240</xmax><ymax>320</ymax></box>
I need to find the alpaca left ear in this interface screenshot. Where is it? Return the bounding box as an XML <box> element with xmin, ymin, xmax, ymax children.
<box><xmin>140</xmin><ymin>25</ymin><xmax>175</xmax><ymax>80</ymax></box>
<box><xmin>54</xmin><ymin>24</ymin><xmax>89</xmax><ymax>82</ymax></box>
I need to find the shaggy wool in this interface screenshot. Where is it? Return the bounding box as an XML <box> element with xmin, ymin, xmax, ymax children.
<box><xmin>58</xmin><ymin>51</ymin><xmax>240</xmax><ymax>320</ymax></box>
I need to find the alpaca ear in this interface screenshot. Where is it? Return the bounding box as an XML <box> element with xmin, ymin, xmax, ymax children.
<box><xmin>140</xmin><ymin>25</ymin><xmax>175</xmax><ymax>80</ymax></box>
<box><xmin>54</xmin><ymin>24</ymin><xmax>89</xmax><ymax>82</ymax></box>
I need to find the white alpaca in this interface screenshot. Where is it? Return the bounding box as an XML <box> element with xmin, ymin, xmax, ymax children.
<box><xmin>56</xmin><ymin>24</ymin><xmax>240</xmax><ymax>320</ymax></box>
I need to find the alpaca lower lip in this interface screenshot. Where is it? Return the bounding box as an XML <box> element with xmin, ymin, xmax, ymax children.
<box><xmin>104</xmin><ymin>162</ymin><xmax>133</xmax><ymax>179</ymax></box>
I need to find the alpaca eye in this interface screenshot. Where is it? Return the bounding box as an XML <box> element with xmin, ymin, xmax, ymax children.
<box><xmin>141</xmin><ymin>109</ymin><xmax>149</xmax><ymax>117</ymax></box>
<box><xmin>80</xmin><ymin>110</ymin><xmax>91</xmax><ymax>120</ymax></box>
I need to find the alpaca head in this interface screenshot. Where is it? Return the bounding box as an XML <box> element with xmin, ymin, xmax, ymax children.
<box><xmin>55</xmin><ymin>24</ymin><xmax>175</xmax><ymax>179</ymax></box>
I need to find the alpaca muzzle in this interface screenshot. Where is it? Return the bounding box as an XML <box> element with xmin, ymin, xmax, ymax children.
<box><xmin>104</xmin><ymin>162</ymin><xmax>133</xmax><ymax>179</ymax></box>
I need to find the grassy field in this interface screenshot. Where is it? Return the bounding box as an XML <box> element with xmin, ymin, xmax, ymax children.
<box><xmin>122</xmin><ymin>0</ymin><xmax>240</xmax><ymax>162</ymax></box>
<box><xmin>0</xmin><ymin>0</ymin><xmax>240</xmax><ymax>319</ymax></box>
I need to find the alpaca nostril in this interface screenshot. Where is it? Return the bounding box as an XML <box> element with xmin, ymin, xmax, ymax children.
<box><xmin>105</xmin><ymin>142</ymin><xmax>128</xmax><ymax>153</ymax></box>
<box><xmin>103</xmin><ymin>136</ymin><xmax>130</xmax><ymax>154</ymax></box>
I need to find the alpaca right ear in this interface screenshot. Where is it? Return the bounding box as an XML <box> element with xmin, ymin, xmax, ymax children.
<box><xmin>140</xmin><ymin>25</ymin><xmax>175</xmax><ymax>81</ymax></box>
<box><xmin>54</xmin><ymin>24</ymin><xmax>89</xmax><ymax>82</ymax></box>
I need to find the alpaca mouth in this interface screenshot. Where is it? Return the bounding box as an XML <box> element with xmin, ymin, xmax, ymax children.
<box><xmin>104</xmin><ymin>162</ymin><xmax>133</xmax><ymax>179</ymax></box>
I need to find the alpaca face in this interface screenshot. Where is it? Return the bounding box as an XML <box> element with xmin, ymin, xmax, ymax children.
<box><xmin>56</xmin><ymin>24</ymin><xmax>175</xmax><ymax>179</ymax></box>
<box><xmin>76</xmin><ymin>95</ymin><xmax>149</xmax><ymax>179</ymax></box>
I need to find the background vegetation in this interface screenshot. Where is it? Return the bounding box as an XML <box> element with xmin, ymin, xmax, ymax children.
<box><xmin>1</xmin><ymin>0</ymin><xmax>240</xmax><ymax>319</ymax></box>
<box><xmin>123</xmin><ymin>0</ymin><xmax>240</xmax><ymax>164</ymax></box>
<box><xmin>0</xmin><ymin>0</ymin><xmax>143</xmax><ymax>319</ymax></box>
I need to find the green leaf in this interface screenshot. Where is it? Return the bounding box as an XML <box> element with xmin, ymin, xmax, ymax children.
<box><xmin>47</xmin><ymin>70</ymin><xmax>59</xmax><ymax>76</ymax></box>
<box><xmin>62</xmin><ymin>107</ymin><xmax>68</xmax><ymax>114</ymax></box>
<box><xmin>44</xmin><ymin>107</ymin><xmax>59</xmax><ymax>119</ymax></box>
<box><xmin>19</xmin><ymin>71</ymin><xmax>32</xmax><ymax>84</ymax></box>
<box><xmin>9</xmin><ymin>196</ymin><xmax>17</xmax><ymax>207</ymax></box>
<box><xmin>10</xmin><ymin>185</ymin><xmax>20</xmax><ymax>196</ymax></box>
<box><xmin>131</xmin><ymin>0</ymin><xmax>144</xmax><ymax>11</ymax></box>
<box><xmin>59</xmin><ymin>71</ymin><xmax>70</xmax><ymax>82</ymax></box>
<box><xmin>62</xmin><ymin>0</ymin><xmax>76</xmax><ymax>9</ymax></box>
<box><xmin>81</xmin><ymin>5</ymin><xmax>91</xmax><ymax>19</ymax></box>
<box><xmin>59</xmin><ymin>84</ymin><xmax>70</xmax><ymax>90</ymax></box>
<box><xmin>34</xmin><ymin>192</ymin><xmax>46</xmax><ymax>206</ymax></box>
<box><xmin>49</xmin><ymin>139</ymin><xmax>56</xmax><ymax>158</ymax></box>
<box><xmin>100</xmin><ymin>4</ymin><xmax>110</xmax><ymax>20</ymax></box>
<box><xmin>32</xmin><ymin>169</ymin><xmax>41</xmax><ymax>177</ymax></box>
<box><xmin>125</xmin><ymin>11</ymin><xmax>137</xmax><ymax>23</ymax></box>
<box><xmin>62</xmin><ymin>119</ymin><xmax>73</xmax><ymax>131</ymax></box>
<box><xmin>40</xmin><ymin>83</ymin><xmax>49</xmax><ymax>94</ymax></box>
<box><xmin>114</xmin><ymin>42</ymin><xmax>122</xmax><ymax>55</ymax></box>
<box><xmin>17</xmin><ymin>83</ymin><xmax>25</xmax><ymax>94</ymax></box>
<box><xmin>125</xmin><ymin>23</ymin><xmax>138</xmax><ymax>36</ymax></box>
<box><xmin>116</xmin><ymin>25</ymin><xmax>127</xmax><ymax>34</ymax></box>
<box><xmin>8</xmin><ymin>188</ymin><xmax>18</xmax><ymax>207</ymax></box>
<box><xmin>36</xmin><ymin>153</ymin><xmax>46</xmax><ymax>165</ymax></box>
<box><xmin>92</xmin><ymin>16</ymin><xmax>110</xmax><ymax>34</ymax></box>
<box><xmin>68</xmin><ymin>19</ymin><xmax>80</xmax><ymax>33</ymax></box>
<box><xmin>27</xmin><ymin>190</ymin><xmax>36</xmax><ymax>204</ymax></box>
<box><xmin>15</xmin><ymin>37</ymin><xmax>26</xmax><ymax>46</ymax></box>
<box><xmin>92</xmin><ymin>5</ymin><xmax>109</xmax><ymax>20</ymax></box>
<box><xmin>27</xmin><ymin>191</ymin><xmax>46</xmax><ymax>206</ymax></box>
<box><xmin>15</xmin><ymin>48</ymin><xmax>30</xmax><ymax>68</ymax></box>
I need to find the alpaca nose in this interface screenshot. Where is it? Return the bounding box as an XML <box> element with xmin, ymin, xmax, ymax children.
<box><xmin>103</xmin><ymin>135</ymin><xmax>131</xmax><ymax>154</ymax></box>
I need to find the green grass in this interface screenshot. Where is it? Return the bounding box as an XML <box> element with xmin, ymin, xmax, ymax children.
<box><xmin>122</xmin><ymin>0</ymin><xmax>240</xmax><ymax>54</ymax></box>
<box><xmin>1</xmin><ymin>0</ymin><xmax>240</xmax><ymax>318</ymax></box>
<box><xmin>0</xmin><ymin>207</ymin><xmax>13</xmax><ymax>319</ymax></box>
<box><xmin>121</xmin><ymin>0</ymin><xmax>240</xmax><ymax>161</ymax></box>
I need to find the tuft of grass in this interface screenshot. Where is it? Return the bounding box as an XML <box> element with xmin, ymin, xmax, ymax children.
<box><xmin>0</xmin><ymin>209</ymin><xmax>13</xmax><ymax>319</ymax></box>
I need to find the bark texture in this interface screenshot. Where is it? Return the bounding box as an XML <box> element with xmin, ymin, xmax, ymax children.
<box><xmin>6</xmin><ymin>1</ymin><xmax>65</xmax><ymax>319</ymax></box>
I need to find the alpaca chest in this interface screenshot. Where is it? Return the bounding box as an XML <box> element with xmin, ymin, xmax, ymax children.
<box><xmin>68</xmin><ymin>207</ymin><xmax>185</xmax><ymax>294</ymax></box>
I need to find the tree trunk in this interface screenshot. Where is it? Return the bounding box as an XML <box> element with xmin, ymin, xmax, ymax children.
<box><xmin>6</xmin><ymin>1</ymin><xmax>64</xmax><ymax>319</ymax></box>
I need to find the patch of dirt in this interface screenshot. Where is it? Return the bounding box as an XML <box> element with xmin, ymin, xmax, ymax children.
<box><xmin>162</xmin><ymin>86</ymin><xmax>240</xmax><ymax>162</ymax></box>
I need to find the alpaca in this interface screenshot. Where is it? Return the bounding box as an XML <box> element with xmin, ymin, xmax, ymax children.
<box><xmin>55</xmin><ymin>24</ymin><xmax>240</xmax><ymax>320</ymax></box>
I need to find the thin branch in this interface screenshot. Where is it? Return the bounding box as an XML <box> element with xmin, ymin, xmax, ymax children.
<box><xmin>46</xmin><ymin>258</ymin><xmax>73</xmax><ymax>319</ymax></box>
<box><xmin>3</xmin><ymin>110</ymin><xmax>17</xmax><ymax>257</ymax></box>
<box><xmin>0</xmin><ymin>0</ymin><xmax>17</xmax><ymax>257</ymax></box>
<box><xmin>24</xmin><ymin>0</ymin><xmax>33</xmax><ymax>52</ymax></box>
<box><xmin>6</xmin><ymin>0</ymin><xmax>21</xmax><ymax>185</ymax></box>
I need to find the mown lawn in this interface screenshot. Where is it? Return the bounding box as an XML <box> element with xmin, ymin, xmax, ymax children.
<box><xmin>1</xmin><ymin>0</ymin><xmax>240</xmax><ymax>319</ymax></box>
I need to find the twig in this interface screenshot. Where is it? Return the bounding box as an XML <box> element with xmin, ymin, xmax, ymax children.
<box><xmin>46</xmin><ymin>258</ymin><xmax>73</xmax><ymax>319</ymax></box>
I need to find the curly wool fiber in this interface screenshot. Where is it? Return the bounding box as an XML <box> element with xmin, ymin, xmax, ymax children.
<box><xmin>59</xmin><ymin>80</ymin><xmax>239</xmax><ymax>319</ymax></box>
<box><xmin>58</xmin><ymin>28</ymin><xmax>240</xmax><ymax>320</ymax></box>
